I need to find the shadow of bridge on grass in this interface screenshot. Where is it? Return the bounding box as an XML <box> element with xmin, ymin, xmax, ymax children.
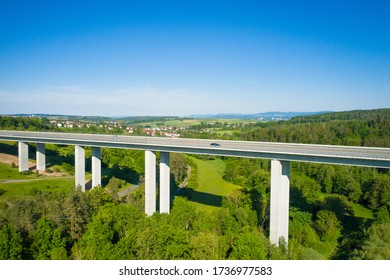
<box><xmin>178</xmin><ymin>187</ymin><xmax>224</xmax><ymax>207</ymax></box>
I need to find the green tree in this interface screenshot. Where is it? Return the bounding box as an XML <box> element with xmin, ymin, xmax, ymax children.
<box><xmin>289</xmin><ymin>209</ymin><xmax>320</xmax><ymax>250</ymax></box>
<box><xmin>189</xmin><ymin>232</ymin><xmax>221</xmax><ymax>260</ymax></box>
<box><xmin>333</xmin><ymin>168</ymin><xmax>362</xmax><ymax>203</ymax></box>
<box><xmin>321</xmin><ymin>194</ymin><xmax>354</xmax><ymax>221</ymax></box>
<box><xmin>375</xmin><ymin>206</ymin><xmax>390</xmax><ymax>223</ymax></box>
<box><xmin>364</xmin><ymin>174</ymin><xmax>390</xmax><ymax>210</ymax></box>
<box><xmin>314</xmin><ymin>210</ymin><xmax>342</xmax><ymax>258</ymax></box>
<box><xmin>228</xmin><ymin>231</ymin><xmax>268</xmax><ymax>260</ymax></box>
<box><xmin>6</xmin><ymin>199</ymin><xmax>41</xmax><ymax>235</ymax></box>
<box><xmin>73</xmin><ymin>203</ymin><xmax>145</xmax><ymax>260</ymax></box>
<box><xmin>135</xmin><ymin>214</ymin><xmax>190</xmax><ymax>260</ymax></box>
<box><xmin>64</xmin><ymin>190</ymin><xmax>91</xmax><ymax>241</ymax></box>
<box><xmin>218</xmin><ymin>190</ymin><xmax>258</xmax><ymax>236</ymax></box>
<box><xmin>31</xmin><ymin>218</ymin><xmax>67</xmax><ymax>260</ymax></box>
<box><xmin>170</xmin><ymin>153</ymin><xmax>188</xmax><ymax>184</ymax></box>
<box><xmin>0</xmin><ymin>225</ymin><xmax>23</xmax><ymax>260</ymax></box>
<box><xmin>170</xmin><ymin>197</ymin><xmax>199</xmax><ymax>232</ymax></box>
<box><xmin>359</xmin><ymin>222</ymin><xmax>390</xmax><ymax>259</ymax></box>
<box><xmin>292</xmin><ymin>174</ymin><xmax>322</xmax><ymax>205</ymax></box>
<box><xmin>315</xmin><ymin>210</ymin><xmax>342</xmax><ymax>243</ymax></box>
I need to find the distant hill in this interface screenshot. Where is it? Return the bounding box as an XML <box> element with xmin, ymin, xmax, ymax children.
<box><xmin>289</xmin><ymin>108</ymin><xmax>390</xmax><ymax>123</ymax></box>
<box><xmin>4</xmin><ymin>112</ymin><xmax>331</xmax><ymax>122</ymax></box>
<box><xmin>5</xmin><ymin>109</ymin><xmax>388</xmax><ymax>122</ymax></box>
<box><xmin>115</xmin><ymin>116</ymin><xmax>179</xmax><ymax>123</ymax></box>
<box><xmin>190</xmin><ymin>111</ymin><xmax>332</xmax><ymax>120</ymax></box>
<box><xmin>3</xmin><ymin>114</ymin><xmax>112</xmax><ymax>121</ymax></box>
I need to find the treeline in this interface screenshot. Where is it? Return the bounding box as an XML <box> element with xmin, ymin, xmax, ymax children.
<box><xmin>117</xmin><ymin>116</ymin><xmax>179</xmax><ymax>124</ymax></box>
<box><xmin>289</xmin><ymin>109</ymin><xmax>390</xmax><ymax>124</ymax></box>
<box><xmin>0</xmin><ymin>116</ymin><xmax>132</xmax><ymax>135</ymax></box>
<box><xmin>240</xmin><ymin>109</ymin><xmax>390</xmax><ymax>147</ymax></box>
<box><xmin>222</xmin><ymin>109</ymin><xmax>390</xmax><ymax>213</ymax></box>
<box><xmin>0</xmin><ymin>116</ymin><xmax>52</xmax><ymax>131</ymax></box>
<box><xmin>2</xmin><ymin>183</ymin><xmax>387</xmax><ymax>260</ymax></box>
<box><xmin>178</xmin><ymin>109</ymin><xmax>390</xmax><ymax>148</ymax></box>
<box><xmin>0</xmin><ymin>188</ymin><xmax>283</xmax><ymax>260</ymax></box>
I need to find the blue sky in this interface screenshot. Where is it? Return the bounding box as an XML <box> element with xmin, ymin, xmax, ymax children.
<box><xmin>0</xmin><ymin>0</ymin><xmax>389</xmax><ymax>116</ymax></box>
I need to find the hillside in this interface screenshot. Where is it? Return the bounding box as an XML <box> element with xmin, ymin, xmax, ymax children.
<box><xmin>289</xmin><ymin>108</ymin><xmax>390</xmax><ymax>123</ymax></box>
<box><xmin>238</xmin><ymin>108</ymin><xmax>390</xmax><ymax>147</ymax></box>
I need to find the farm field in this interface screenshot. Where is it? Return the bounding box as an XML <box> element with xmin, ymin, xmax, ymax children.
<box><xmin>185</xmin><ymin>157</ymin><xmax>242</xmax><ymax>213</ymax></box>
<box><xmin>137</xmin><ymin>118</ymin><xmax>259</xmax><ymax>128</ymax></box>
<box><xmin>0</xmin><ymin>176</ymin><xmax>74</xmax><ymax>202</ymax></box>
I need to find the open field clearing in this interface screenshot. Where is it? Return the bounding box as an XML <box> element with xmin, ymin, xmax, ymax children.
<box><xmin>0</xmin><ymin>177</ymin><xmax>74</xmax><ymax>202</ymax></box>
<box><xmin>186</xmin><ymin>157</ymin><xmax>242</xmax><ymax>213</ymax></box>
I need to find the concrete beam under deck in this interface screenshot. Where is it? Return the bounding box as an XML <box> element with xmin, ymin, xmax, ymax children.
<box><xmin>92</xmin><ymin>147</ymin><xmax>101</xmax><ymax>188</ymax></box>
<box><xmin>18</xmin><ymin>142</ymin><xmax>29</xmax><ymax>172</ymax></box>
<box><xmin>36</xmin><ymin>143</ymin><xmax>46</xmax><ymax>171</ymax></box>
<box><xmin>159</xmin><ymin>152</ymin><xmax>170</xmax><ymax>213</ymax></box>
<box><xmin>75</xmin><ymin>145</ymin><xmax>85</xmax><ymax>191</ymax></box>
<box><xmin>270</xmin><ymin>160</ymin><xmax>290</xmax><ymax>247</ymax></box>
<box><xmin>145</xmin><ymin>150</ymin><xmax>156</xmax><ymax>216</ymax></box>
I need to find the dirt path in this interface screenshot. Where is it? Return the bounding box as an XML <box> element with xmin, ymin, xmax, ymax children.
<box><xmin>0</xmin><ymin>176</ymin><xmax>73</xmax><ymax>184</ymax></box>
<box><xmin>0</xmin><ymin>153</ymin><xmax>35</xmax><ymax>168</ymax></box>
<box><xmin>117</xmin><ymin>185</ymin><xmax>140</xmax><ymax>198</ymax></box>
<box><xmin>180</xmin><ymin>165</ymin><xmax>191</xmax><ymax>188</ymax></box>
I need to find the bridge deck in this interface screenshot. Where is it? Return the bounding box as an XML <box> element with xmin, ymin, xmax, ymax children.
<box><xmin>1</xmin><ymin>130</ymin><xmax>389</xmax><ymax>168</ymax></box>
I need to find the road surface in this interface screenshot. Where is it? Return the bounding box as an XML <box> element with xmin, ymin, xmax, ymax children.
<box><xmin>1</xmin><ymin>130</ymin><xmax>389</xmax><ymax>168</ymax></box>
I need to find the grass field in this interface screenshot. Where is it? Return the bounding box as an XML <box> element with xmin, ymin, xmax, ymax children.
<box><xmin>318</xmin><ymin>191</ymin><xmax>374</xmax><ymax>220</ymax></box>
<box><xmin>352</xmin><ymin>203</ymin><xmax>374</xmax><ymax>219</ymax></box>
<box><xmin>0</xmin><ymin>162</ymin><xmax>38</xmax><ymax>180</ymax></box>
<box><xmin>186</xmin><ymin>157</ymin><xmax>242</xmax><ymax>213</ymax></box>
<box><xmin>0</xmin><ymin>161</ymin><xmax>82</xmax><ymax>202</ymax></box>
<box><xmin>138</xmin><ymin>118</ymin><xmax>258</xmax><ymax>128</ymax></box>
<box><xmin>0</xmin><ymin>177</ymin><xmax>74</xmax><ymax>202</ymax></box>
<box><xmin>214</xmin><ymin>129</ymin><xmax>239</xmax><ymax>136</ymax></box>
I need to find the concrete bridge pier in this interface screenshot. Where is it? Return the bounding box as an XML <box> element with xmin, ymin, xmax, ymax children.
<box><xmin>75</xmin><ymin>145</ymin><xmax>85</xmax><ymax>191</ymax></box>
<box><xmin>270</xmin><ymin>160</ymin><xmax>290</xmax><ymax>247</ymax></box>
<box><xmin>145</xmin><ymin>150</ymin><xmax>156</xmax><ymax>216</ymax></box>
<box><xmin>92</xmin><ymin>147</ymin><xmax>101</xmax><ymax>188</ymax></box>
<box><xmin>36</xmin><ymin>143</ymin><xmax>46</xmax><ymax>171</ymax></box>
<box><xmin>159</xmin><ymin>152</ymin><xmax>170</xmax><ymax>213</ymax></box>
<box><xmin>18</xmin><ymin>142</ymin><xmax>29</xmax><ymax>172</ymax></box>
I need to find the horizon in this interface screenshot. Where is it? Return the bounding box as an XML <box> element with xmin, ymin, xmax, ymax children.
<box><xmin>1</xmin><ymin>1</ymin><xmax>389</xmax><ymax>116</ymax></box>
<box><xmin>3</xmin><ymin>108</ymin><xmax>390</xmax><ymax>120</ymax></box>
<box><xmin>0</xmin><ymin>109</ymin><xmax>340</xmax><ymax>119</ymax></box>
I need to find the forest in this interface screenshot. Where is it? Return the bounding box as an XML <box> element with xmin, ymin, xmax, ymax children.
<box><xmin>0</xmin><ymin>109</ymin><xmax>389</xmax><ymax>260</ymax></box>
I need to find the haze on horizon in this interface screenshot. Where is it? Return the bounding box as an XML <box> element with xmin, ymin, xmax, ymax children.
<box><xmin>0</xmin><ymin>1</ymin><xmax>389</xmax><ymax>117</ymax></box>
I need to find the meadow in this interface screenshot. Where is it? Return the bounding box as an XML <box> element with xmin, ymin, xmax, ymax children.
<box><xmin>185</xmin><ymin>157</ymin><xmax>242</xmax><ymax>213</ymax></box>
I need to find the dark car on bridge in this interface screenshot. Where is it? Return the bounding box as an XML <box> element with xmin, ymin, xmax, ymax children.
<box><xmin>210</xmin><ymin>142</ymin><xmax>220</xmax><ymax>147</ymax></box>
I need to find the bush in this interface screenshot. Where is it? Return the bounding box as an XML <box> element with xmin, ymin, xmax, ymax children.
<box><xmin>20</xmin><ymin>170</ymin><xmax>33</xmax><ymax>175</ymax></box>
<box><xmin>0</xmin><ymin>189</ymin><xmax>7</xmax><ymax>196</ymax></box>
<box><xmin>29</xmin><ymin>187</ymin><xmax>41</xmax><ymax>196</ymax></box>
<box><xmin>61</xmin><ymin>163</ymin><xmax>74</xmax><ymax>174</ymax></box>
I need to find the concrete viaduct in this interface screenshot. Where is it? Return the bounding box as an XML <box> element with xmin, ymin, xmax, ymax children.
<box><xmin>1</xmin><ymin>130</ymin><xmax>390</xmax><ymax>246</ymax></box>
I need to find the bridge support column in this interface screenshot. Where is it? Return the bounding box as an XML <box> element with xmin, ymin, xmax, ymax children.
<box><xmin>145</xmin><ymin>150</ymin><xmax>156</xmax><ymax>216</ymax></box>
<box><xmin>75</xmin><ymin>145</ymin><xmax>85</xmax><ymax>191</ymax></box>
<box><xmin>92</xmin><ymin>147</ymin><xmax>101</xmax><ymax>188</ymax></box>
<box><xmin>36</xmin><ymin>143</ymin><xmax>46</xmax><ymax>171</ymax></box>
<box><xmin>270</xmin><ymin>160</ymin><xmax>290</xmax><ymax>247</ymax></box>
<box><xmin>18</xmin><ymin>142</ymin><xmax>29</xmax><ymax>172</ymax></box>
<box><xmin>159</xmin><ymin>152</ymin><xmax>170</xmax><ymax>213</ymax></box>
